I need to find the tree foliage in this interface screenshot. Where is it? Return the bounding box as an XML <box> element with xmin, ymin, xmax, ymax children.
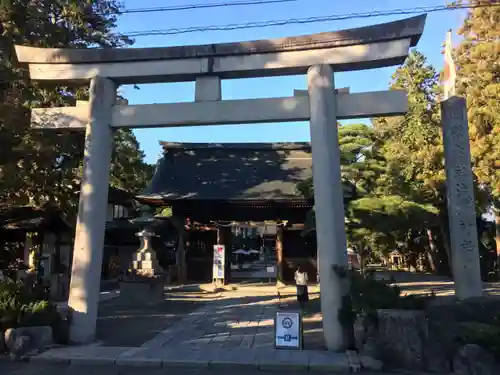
<box><xmin>110</xmin><ymin>129</ymin><xmax>154</xmax><ymax>194</ymax></box>
<box><xmin>453</xmin><ymin>0</ymin><xmax>500</xmax><ymax>261</ymax></box>
<box><xmin>300</xmin><ymin>121</ymin><xmax>439</xmax><ymax>259</ymax></box>
<box><xmin>454</xmin><ymin>0</ymin><xmax>500</xmax><ymax>200</ymax></box>
<box><xmin>301</xmin><ymin>43</ymin><xmax>498</xmax><ymax>273</ymax></box>
<box><xmin>0</xmin><ymin>1</ymin><xmax>151</xmax><ymax>215</ymax></box>
<box><xmin>300</xmin><ymin>52</ymin><xmax>448</xmax><ymax>266</ymax></box>
<box><xmin>296</xmin><ymin>123</ymin><xmax>385</xmax><ymax>198</ymax></box>
<box><xmin>373</xmin><ymin>50</ymin><xmax>444</xmax><ymax>203</ymax></box>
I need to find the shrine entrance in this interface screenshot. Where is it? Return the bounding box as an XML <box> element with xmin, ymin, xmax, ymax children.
<box><xmin>135</xmin><ymin>142</ymin><xmax>356</xmax><ymax>286</ymax></box>
<box><xmin>16</xmin><ymin>14</ymin><xmax>483</xmax><ymax>351</ymax></box>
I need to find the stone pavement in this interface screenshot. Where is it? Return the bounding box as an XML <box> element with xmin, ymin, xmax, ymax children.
<box><xmin>95</xmin><ymin>288</ymin><xmax>208</xmax><ymax>346</ymax></box>
<box><xmin>1</xmin><ymin>361</ymin><xmax>415</xmax><ymax>375</ymax></box>
<box><xmin>29</xmin><ymin>287</ymin><xmax>351</xmax><ymax>372</ymax></box>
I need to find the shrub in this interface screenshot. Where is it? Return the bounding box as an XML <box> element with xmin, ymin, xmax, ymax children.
<box><xmin>336</xmin><ymin>267</ymin><xmax>430</xmax><ymax>330</ymax></box>
<box><xmin>457</xmin><ymin>322</ymin><xmax>500</xmax><ymax>357</ymax></box>
<box><xmin>426</xmin><ymin>299</ymin><xmax>500</xmax><ymax>358</ymax></box>
<box><xmin>0</xmin><ymin>278</ymin><xmax>61</xmax><ymax>331</ymax></box>
<box><xmin>349</xmin><ymin>269</ymin><xmax>428</xmax><ymax>315</ymax></box>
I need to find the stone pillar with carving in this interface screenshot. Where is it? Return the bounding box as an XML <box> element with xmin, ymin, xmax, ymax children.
<box><xmin>132</xmin><ymin>229</ymin><xmax>162</xmax><ymax>277</ymax></box>
<box><xmin>441</xmin><ymin>96</ymin><xmax>482</xmax><ymax>299</ymax></box>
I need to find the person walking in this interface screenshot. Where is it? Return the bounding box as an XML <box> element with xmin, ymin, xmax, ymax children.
<box><xmin>294</xmin><ymin>264</ymin><xmax>309</xmax><ymax>309</ymax></box>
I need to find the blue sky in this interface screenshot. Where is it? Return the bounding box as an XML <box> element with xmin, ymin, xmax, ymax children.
<box><xmin>116</xmin><ymin>0</ymin><xmax>466</xmax><ymax>164</ymax></box>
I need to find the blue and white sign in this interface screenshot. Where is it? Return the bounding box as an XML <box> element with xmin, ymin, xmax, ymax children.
<box><xmin>213</xmin><ymin>244</ymin><xmax>225</xmax><ymax>280</ymax></box>
<box><xmin>275</xmin><ymin>312</ymin><xmax>302</xmax><ymax>349</ymax></box>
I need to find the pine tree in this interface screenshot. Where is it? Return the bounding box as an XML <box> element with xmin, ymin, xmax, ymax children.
<box><xmin>371</xmin><ymin>50</ymin><xmax>451</xmax><ymax>272</ymax></box>
<box><xmin>299</xmin><ymin>121</ymin><xmax>439</xmax><ymax>265</ymax></box>
<box><xmin>296</xmin><ymin>123</ymin><xmax>385</xmax><ymax>198</ymax></box>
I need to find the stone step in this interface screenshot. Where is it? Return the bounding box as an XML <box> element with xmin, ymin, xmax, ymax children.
<box><xmin>28</xmin><ymin>345</ymin><xmax>353</xmax><ymax>372</ymax></box>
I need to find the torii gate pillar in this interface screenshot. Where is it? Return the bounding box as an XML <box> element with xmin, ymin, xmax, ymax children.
<box><xmin>308</xmin><ymin>65</ymin><xmax>349</xmax><ymax>351</ymax></box>
<box><xmin>67</xmin><ymin>76</ymin><xmax>115</xmax><ymax>343</ymax></box>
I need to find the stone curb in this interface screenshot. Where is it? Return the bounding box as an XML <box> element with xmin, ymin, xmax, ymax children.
<box><xmin>28</xmin><ymin>355</ymin><xmax>351</xmax><ymax>372</ymax></box>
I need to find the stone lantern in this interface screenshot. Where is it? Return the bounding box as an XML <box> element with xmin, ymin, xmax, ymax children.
<box><xmin>127</xmin><ymin>205</ymin><xmax>164</xmax><ymax>278</ymax></box>
<box><xmin>119</xmin><ymin>206</ymin><xmax>165</xmax><ymax>303</ymax></box>
<box><xmin>131</xmin><ymin>228</ymin><xmax>162</xmax><ymax>277</ymax></box>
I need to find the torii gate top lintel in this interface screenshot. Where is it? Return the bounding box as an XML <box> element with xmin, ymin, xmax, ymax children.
<box><xmin>14</xmin><ymin>15</ymin><xmax>426</xmax><ymax>84</ymax></box>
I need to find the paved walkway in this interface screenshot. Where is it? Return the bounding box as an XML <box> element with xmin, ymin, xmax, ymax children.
<box><xmin>31</xmin><ymin>287</ymin><xmax>350</xmax><ymax>371</ymax></box>
<box><xmin>138</xmin><ymin>292</ymin><xmax>278</xmax><ymax>350</ymax></box>
<box><xmin>95</xmin><ymin>288</ymin><xmax>208</xmax><ymax>347</ymax></box>
<box><xmin>31</xmin><ymin>271</ymin><xmax>498</xmax><ymax>371</ymax></box>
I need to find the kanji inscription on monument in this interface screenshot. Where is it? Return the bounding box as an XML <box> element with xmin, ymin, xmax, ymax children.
<box><xmin>441</xmin><ymin>96</ymin><xmax>482</xmax><ymax>299</ymax></box>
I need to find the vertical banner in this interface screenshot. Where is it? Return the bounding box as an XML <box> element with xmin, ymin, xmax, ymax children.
<box><xmin>213</xmin><ymin>244</ymin><xmax>225</xmax><ymax>281</ymax></box>
<box><xmin>442</xmin><ymin>30</ymin><xmax>456</xmax><ymax>100</ymax></box>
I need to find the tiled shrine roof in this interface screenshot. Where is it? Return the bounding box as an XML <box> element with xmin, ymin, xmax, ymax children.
<box><xmin>137</xmin><ymin>142</ymin><xmax>355</xmax><ymax>203</ymax></box>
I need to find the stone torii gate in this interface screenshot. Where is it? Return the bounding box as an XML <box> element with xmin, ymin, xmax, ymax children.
<box><xmin>15</xmin><ymin>15</ymin><xmax>444</xmax><ymax>349</ymax></box>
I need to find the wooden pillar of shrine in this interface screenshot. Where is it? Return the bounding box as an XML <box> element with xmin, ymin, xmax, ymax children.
<box><xmin>170</xmin><ymin>215</ymin><xmax>187</xmax><ymax>284</ymax></box>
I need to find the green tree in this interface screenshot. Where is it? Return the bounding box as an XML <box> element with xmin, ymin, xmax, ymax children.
<box><xmin>297</xmin><ymin>123</ymin><xmax>385</xmax><ymax>198</ymax></box>
<box><xmin>337</xmin><ymin>124</ymin><xmax>386</xmax><ymax>196</ymax></box>
<box><xmin>0</xmin><ymin>1</ymin><xmax>152</xmax><ymax>215</ymax></box>
<box><xmin>346</xmin><ymin>195</ymin><xmax>439</xmax><ymax>261</ymax></box>
<box><xmin>110</xmin><ymin>129</ymin><xmax>154</xmax><ymax>194</ymax></box>
<box><xmin>372</xmin><ymin>50</ymin><xmax>449</xmax><ymax>272</ymax></box>
<box><xmin>299</xmin><ymin>122</ymin><xmax>439</xmax><ymax>267</ymax></box>
<box><xmin>453</xmin><ymin>0</ymin><xmax>500</xmax><ymax>273</ymax></box>
<box><xmin>373</xmin><ymin>50</ymin><xmax>444</xmax><ymax>202</ymax></box>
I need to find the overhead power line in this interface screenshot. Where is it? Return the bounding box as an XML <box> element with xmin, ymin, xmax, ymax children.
<box><xmin>121</xmin><ymin>0</ymin><xmax>298</xmax><ymax>14</ymax></box>
<box><xmin>123</xmin><ymin>2</ymin><xmax>500</xmax><ymax>37</ymax></box>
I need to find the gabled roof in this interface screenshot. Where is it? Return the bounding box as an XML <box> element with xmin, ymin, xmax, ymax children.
<box><xmin>138</xmin><ymin>142</ymin><xmax>311</xmax><ymax>202</ymax></box>
<box><xmin>137</xmin><ymin>142</ymin><xmax>354</xmax><ymax>203</ymax></box>
<box><xmin>0</xmin><ymin>206</ymin><xmax>70</xmax><ymax>232</ymax></box>
<box><xmin>107</xmin><ymin>186</ymin><xmax>136</xmax><ymax>207</ymax></box>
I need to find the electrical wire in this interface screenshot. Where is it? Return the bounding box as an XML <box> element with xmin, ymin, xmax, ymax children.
<box><xmin>120</xmin><ymin>0</ymin><xmax>298</xmax><ymax>14</ymax></box>
<box><xmin>123</xmin><ymin>2</ymin><xmax>500</xmax><ymax>37</ymax></box>
<box><xmin>0</xmin><ymin>2</ymin><xmax>497</xmax><ymax>86</ymax></box>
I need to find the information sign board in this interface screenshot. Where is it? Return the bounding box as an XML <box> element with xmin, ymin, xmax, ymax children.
<box><xmin>212</xmin><ymin>244</ymin><xmax>225</xmax><ymax>281</ymax></box>
<box><xmin>274</xmin><ymin>311</ymin><xmax>303</xmax><ymax>349</ymax></box>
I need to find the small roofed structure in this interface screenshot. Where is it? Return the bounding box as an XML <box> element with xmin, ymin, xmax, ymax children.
<box><xmin>136</xmin><ymin>142</ymin><xmax>356</xmax><ymax>222</ymax></box>
<box><xmin>0</xmin><ymin>206</ymin><xmax>70</xmax><ymax>233</ymax></box>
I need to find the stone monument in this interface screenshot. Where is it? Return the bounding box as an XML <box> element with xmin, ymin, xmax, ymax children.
<box><xmin>441</xmin><ymin>96</ymin><xmax>482</xmax><ymax>299</ymax></box>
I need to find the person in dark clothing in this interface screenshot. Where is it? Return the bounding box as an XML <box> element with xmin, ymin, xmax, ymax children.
<box><xmin>294</xmin><ymin>264</ymin><xmax>309</xmax><ymax>308</ymax></box>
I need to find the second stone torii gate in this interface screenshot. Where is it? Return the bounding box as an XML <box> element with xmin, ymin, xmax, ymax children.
<box><xmin>16</xmin><ymin>15</ymin><xmax>427</xmax><ymax>350</ymax></box>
